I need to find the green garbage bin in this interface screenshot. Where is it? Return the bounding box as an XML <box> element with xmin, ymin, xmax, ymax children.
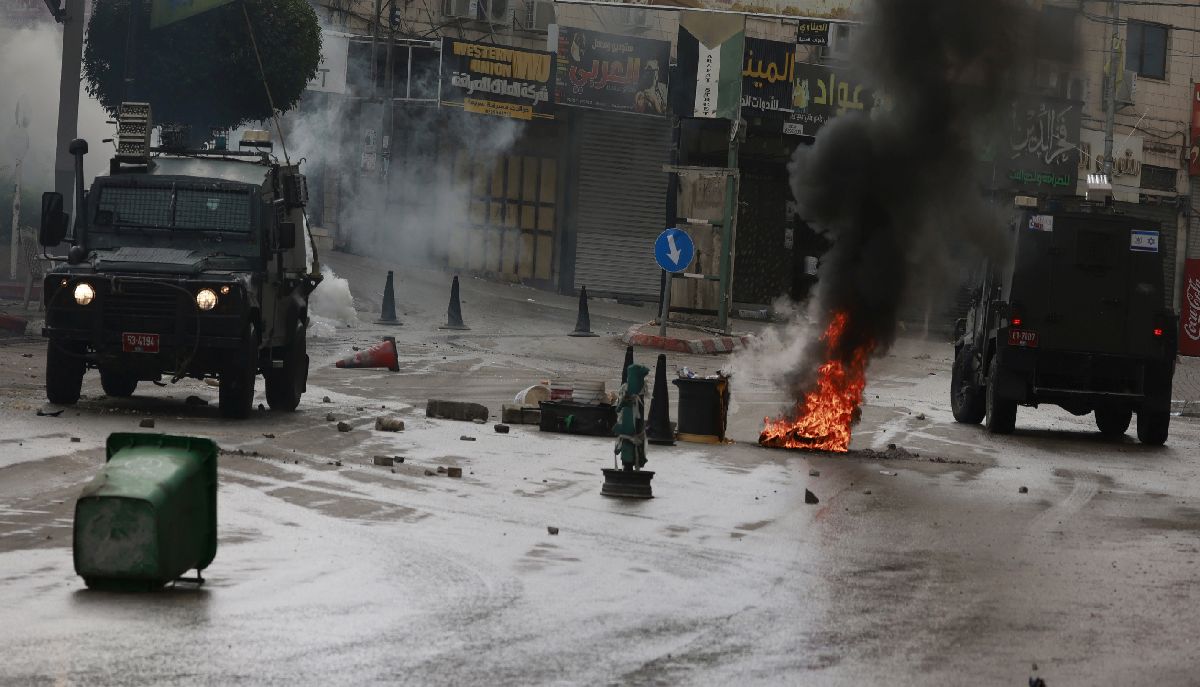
<box><xmin>73</xmin><ymin>433</ymin><xmax>219</xmax><ymax>590</ymax></box>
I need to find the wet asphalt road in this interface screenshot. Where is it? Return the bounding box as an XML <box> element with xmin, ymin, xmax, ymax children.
<box><xmin>2</xmin><ymin>254</ymin><xmax>1199</xmax><ymax>686</ymax></box>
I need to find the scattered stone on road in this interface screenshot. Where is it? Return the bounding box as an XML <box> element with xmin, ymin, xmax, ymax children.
<box><xmin>437</xmin><ymin>466</ymin><xmax>447</xmax><ymax>473</ymax></box>
<box><xmin>494</xmin><ymin>423</ymin><xmax>510</xmax><ymax>434</ymax></box>
<box><xmin>139</xmin><ymin>419</ymin><xmax>155</xmax><ymax>428</ymax></box>
<box><xmin>426</xmin><ymin>399</ymin><xmax>489</xmax><ymax>422</ymax></box>
<box><xmin>375</xmin><ymin>417</ymin><xmax>405</xmax><ymax>432</ymax></box>
<box><xmin>36</xmin><ymin>406</ymin><xmax>64</xmax><ymax>417</ymax></box>
<box><xmin>447</xmin><ymin>467</ymin><xmax>462</xmax><ymax>478</ymax></box>
<box><xmin>336</xmin><ymin>421</ymin><xmax>352</xmax><ymax>432</ymax></box>
<box><xmin>472</xmin><ymin>418</ymin><xmax>486</xmax><ymax>424</ymax></box>
<box><xmin>805</xmin><ymin>489</ymin><xmax>819</xmax><ymax>504</ymax></box>
<box><xmin>547</xmin><ymin>526</ymin><xmax>560</xmax><ymax>535</ymax></box>
<box><xmin>1019</xmin><ymin>486</ymin><xmax>1029</xmax><ymax>494</ymax></box>
<box><xmin>916</xmin><ymin>413</ymin><xmax>926</xmax><ymax>420</ymax></box>
<box><xmin>70</xmin><ymin>437</ymin><xmax>80</xmax><ymax>443</ymax></box>
<box><xmin>809</xmin><ymin>469</ymin><xmax>820</xmax><ymax>477</ymax></box>
<box><xmin>326</xmin><ymin>412</ymin><xmax>336</xmax><ymax>422</ymax></box>
<box><xmin>863</xmin><ymin>490</ymin><xmax>873</xmax><ymax>495</ymax></box>
<box><xmin>424</xmin><ymin>469</ymin><xmax>436</xmax><ymax>476</ymax></box>
<box><xmin>880</xmin><ymin>470</ymin><xmax>897</xmax><ymax>476</ymax></box>
<box><xmin>460</xmin><ymin>435</ymin><xmax>476</xmax><ymax>441</ymax></box>
<box><xmin>184</xmin><ymin>395</ymin><xmax>208</xmax><ymax>406</ymax></box>
<box><xmin>373</xmin><ymin>455</ymin><xmax>394</xmax><ymax>467</ymax></box>
<box><xmin>323</xmin><ymin>396</ymin><xmax>332</xmax><ymax>403</ymax></box>
<box><xmin>263</xmin><ymin>433</ymin><xmax>275</xmax><ymax>439</ymax></box>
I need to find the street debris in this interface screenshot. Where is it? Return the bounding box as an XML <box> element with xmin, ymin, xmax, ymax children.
<box><xmin>879</xmin><ymin>470</ymin><xmax>897</xmax><ymax>477</ymax></box>
<box><xmin>460</xmin><ymin>435</ymin><xmax>476</xmax><ymax>441</ymax></box>
<box><xmin>262</xmin><ymin>433</ymin><xmax>275</xmax><ymax>439</ymax></box>
<box><xmin>501</xmin><ymin>404</ymin><xmax>540</xmax><ymax>425</ymax></box>
<box><xmin>863</xmin><ymin>490</ymin><xmax>873</xmax><ymax>495</ymax></box>
<box><xmin>37</xmin><ymin>406</ymin><xmax>64</xmax><ymax>417</ymax></box>
<box><xmin>336</xmin><ymin>421</ymin><xmax>352</xmax><ymax>432</ymax></box>
<box><xmin>855</xmin><ymin>445</ymin><xmax>921</xmax><ymax>461</ymax></box>
<box><xmin>916</xmin><ymin>413</ymin><xmax>926</xmax><ymax>420</ymax></box>
<box><xmin>447</xmin><ymin>467</ymin><xmax>462</xmax><ymax>478</ymax></box>
<box><xmin>184</xmin><ymin>395</ymin><xmax>208</xmax><ymax>406</ymax></box>
<box><xmin>139</xmin><ymin>419</ymin><xmax>155</xmax><ymax>428</ymax></box>
<box><xmin>437</xmin><ymin>466</ymin><xmax>446</xmax><ymax>473</ymax></box>
<box><xmin>323</xmin><ymin>396</ymin><xmax>332</xmax><ymax>403</ymax></box>
<box><xmin>374</xmin><ymin>417</ymin><xmax>405</xmax><ymax>432</ymax></box>
<box><xmin>335</xmin><ymin>337</ymin><xmax>400</xmax><ymax>372</ymax></box>
<box><xmin>373</xmin><ymin>456</ymin><xmax>394</xmax><ymax>467</ymax></box>
<box><xmin>809</xmin><ymin>469</ymin><xmax>820</xmax><ymax>477</ymax></box>
<box><xmin>326</xmin><ymin>412</ymin><xmax>336</xmax><ymax>422</ymax></box>
<box><xmin>424</xmin><ymin>469</ymin><xmax>435</xmax><ymax>476</ymax></box>
<box><xmin>1019</xmin><ymin>486</ymin><xmax>1029</xmax><ymax>494</ymax></box>
<box><xmin>70</xmin><ymin>437</ymin><xmax>80</xmax><ymax>443</ymax></box>
<box><xmin>472</xmin><ymin>418</ymin><xmax>486</xmax><ymax>424</ymax></box>
<box><xmin>21</xmin><ymin>353</ymin><xmax>33</xmax><ymax>358</ymax></box>
<box><xmin>547</xmin><ymin>526</ymin><xmax>559</xmax><ymax>535</ymax></box>
<box><xmin>494</xmin><ymin>423</ymin><xmax>510</xmax><ymax>434</ymax></box>
<box><xmin>805</xmin><ymin>490</ymin><xmax>819</xmax><ymax>504</ymax></box>
<box><xmin>427</xmin><ymin>399</ymin><xmax>489</xmax><ymax>422</ymax></box>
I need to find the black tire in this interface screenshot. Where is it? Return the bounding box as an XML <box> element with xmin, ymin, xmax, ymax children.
<box><xmin>219</xmin><ymin>324</ymin><xmax>258</xmax><ymax>419</ymax></box>
<box><xmin>1094</xmin><ymin>407</ymin><xmax>1132</xmax><ymax>437</ymax></box>
<box><xmin>265</xmin><ymin>325</ymin><xmax>307</xmax><ymax>412</ymax></box>
<box><xmin>46</xmin><ymin>340</ymin><xmax>86</xmax><ymax>405</ymax></box>
<box><xmin>984</xmin><ymin>355</ymin><xmax>1017</xmax><ymax>435</ymax></box>
<box><xmin>951</xmin><ymin>351</ymin><xmax>985</xmax><ymax>424</ymax></box>
<box><xmin>1136</xmin><ymin>410</ymin><xmax>1169</xmax><ymax>446</ymax></box>
<box><xmin>100</xmin><ymin>368</ymin><xmax>138</xmax><ymax>398</ymax></box>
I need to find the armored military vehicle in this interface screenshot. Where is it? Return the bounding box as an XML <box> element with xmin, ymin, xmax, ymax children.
<box><xmin>38</xmin><ymin>103</ymin><xmax>320</xmax><ymax>419</ymax></box>
<box><xmin>952</xmin><ymin>206</ymin><xmax>1177</xmax><ymax>444</ymax></box>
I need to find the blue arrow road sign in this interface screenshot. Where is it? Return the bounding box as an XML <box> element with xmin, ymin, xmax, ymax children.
<box><xmin>654</xmin><ymin>228</ymin><xmax>695</xmax><ymax>273</ymax></box>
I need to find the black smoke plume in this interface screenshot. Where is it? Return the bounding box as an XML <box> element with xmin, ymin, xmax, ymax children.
<box><xmin>785</xmin><ymin>0</ymin><xmax>1039</xmax><ymax>390</ymax></box>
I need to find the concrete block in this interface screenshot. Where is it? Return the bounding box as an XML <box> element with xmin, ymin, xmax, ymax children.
<box><xmin>373</xmin><ymin>455</ymin><xmax>394</xmax><ymax>467</ymax></box>
<box><xmin>426</xmin><ymin>399</ymin><xmax>489</xmax><ymax>422</ymax></box>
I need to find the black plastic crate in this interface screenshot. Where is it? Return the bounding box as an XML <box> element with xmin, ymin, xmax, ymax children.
<box><xmin>538</xmin><ymin>401</ymin><xmax>617</xmax><ymax>437</ymax></box>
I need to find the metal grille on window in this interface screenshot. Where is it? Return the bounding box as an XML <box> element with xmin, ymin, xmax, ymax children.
<box><xmin>175</xmin><ymin>190</ymin><xmax>252</xmax><ymax>232</ymax></box>
<box><xmin>97</xmin><ymin>187</ymin><xmax>173</xmax><ymax>227</ymax></box>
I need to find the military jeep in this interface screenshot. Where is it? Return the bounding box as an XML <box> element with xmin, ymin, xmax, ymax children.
<box><xmin>39</xmin><ymin>109</ymin><xmax>320</xmax><ymax>419</ymax></box>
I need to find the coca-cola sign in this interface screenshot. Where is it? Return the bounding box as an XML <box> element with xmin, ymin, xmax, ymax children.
<box><xmin>1181</xmin><ymin>259</ymin><xmax>1200</xmax><ymax>356</ymax></box>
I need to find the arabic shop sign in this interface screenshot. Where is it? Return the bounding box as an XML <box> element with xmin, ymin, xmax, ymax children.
<box><xmin>556</xmin><ymin>28</ymin><xmax>671</xmax><ymax>116</ymax></box>
<box><xmin>741</xmin><ymin>37</ymin><xmax>795</xmax><ymax>116</ymax></box>
<box><xmin>796</xmin><ymin>19</ymin><xmax>830</xmax><ymax>45</ymax></box>
<box><xmin>783</xmin><ymin>62</ymin><xmax>872</xmax><ymax>137</ymax></box>
<box><xmin>1075</xmin><ymin>128</ymin><xmax>1142</xmax><ymax>202</ymax></box>
<box><xmin>439</xmin><ymin>38</ymin><xmax>556</xmax><ymax>121</ymax></box>
<box><xmin>1002</xmin><ymin>97</ymin><xmax>1080</xmax><ymax>194</ymax></box>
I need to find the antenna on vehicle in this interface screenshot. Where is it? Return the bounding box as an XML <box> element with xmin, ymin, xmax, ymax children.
<box><xmin>240</xmin><ymin>0</ymin><xmax>290</xmax><ymax>165</ymax></box>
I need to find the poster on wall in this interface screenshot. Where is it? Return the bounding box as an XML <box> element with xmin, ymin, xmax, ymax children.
<box><xmin>741</xmin><ymin>37</ymin><xmax>794</xmax><ymax>116</ymax></box>
<box><xmin>1000</xmin><ymin>96</ymin><xmax>1081</xmax><ymax>195</ymax></box>
<box><xmin>675</xmin><ymin>12</ymin><xmax>745</xmax><ymax>120</ymax></box>
<box><xmin>1181</xmin><ymin>259</ymin><xmax>1200</xmax><ymax>357</ymax></box>
<box><xmin>439</xmin><ymin>37</ymin><xmax>556</xmax><ymax>120</ymax></box>
<box><xmin>556</xmin><ymin>28</ymin><xmax>671</xmax><ymax>116</ymax></box>
<box><xmin>783</xmin><ymin>61</ymin><xmax>873</xmax><ymax>137</ymax></box>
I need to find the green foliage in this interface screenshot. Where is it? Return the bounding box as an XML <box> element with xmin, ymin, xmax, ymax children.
<box><xmin>83</xmin><ymin>0</ymin><xmax>322</xmax><ymax>131</ymax></box>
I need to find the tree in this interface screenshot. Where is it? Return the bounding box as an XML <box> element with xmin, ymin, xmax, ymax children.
<box><xmin>83</xmin><ymin>0</ymin><xmax>321</xmax><ymax>132</ymax></box>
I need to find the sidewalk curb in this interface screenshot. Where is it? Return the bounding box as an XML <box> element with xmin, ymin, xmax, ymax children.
<box><xmin>621</xmin><ymin>323</ymin><xmax>755</xmax><ymax>355</ymax></box>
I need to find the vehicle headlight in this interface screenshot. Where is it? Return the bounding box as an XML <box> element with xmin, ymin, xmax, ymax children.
<box><xmin>195</xmin><ymin>288</ymin><xmax>218</xmax><ymax>311</ymax></box>
<box><xmin>73</xmin><ymin>282</ymin><xmax>95</xmax><ymax>306</ymax></box>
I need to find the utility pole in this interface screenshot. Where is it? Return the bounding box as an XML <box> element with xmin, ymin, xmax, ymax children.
<box><xmin>54</xmin><ymin>0</ymin><xmax>85</xmax><ymax>224</ymax></box>
<box><xmin>1102</xmin><ymin>0</ymin><xmax>1120</xmax><ymax>175</ymax></box>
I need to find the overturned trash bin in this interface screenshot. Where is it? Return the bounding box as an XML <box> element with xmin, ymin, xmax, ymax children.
<box><xmin>73</xmin><ymin>433</ymin><xmax>218</xmax><ymax>591</ymax></box>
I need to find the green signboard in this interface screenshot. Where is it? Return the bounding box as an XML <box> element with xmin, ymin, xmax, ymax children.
<box><xmin>150</xmin><ymin>0</ymin><xmax>235</xmax><ymax>28</ymax></box>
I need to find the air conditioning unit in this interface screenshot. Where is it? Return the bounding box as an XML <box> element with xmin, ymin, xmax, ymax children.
<box><xmin>822</xmin><ymin>23</ymin><xmax>853</xmax><ymax>61</ymax></box>
<box><xmin>442</xmin><ymin>0</ymin><xmax>473</xmax><ymax>19</ymax></box>
<box><xmin>523</xmin><ymin>0</ymin><xmax>554</xmax><ymax>31</ymax></box>
<box><xmin>488</xmin><ymin>0</ymin><xmax>514</xmax><ymax>24</ymax></box>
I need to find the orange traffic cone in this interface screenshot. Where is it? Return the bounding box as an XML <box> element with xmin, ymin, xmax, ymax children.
<box><xmin>335</xmin><ymin>336</ymin><xmax>399</xmax><ymax>372</ymax></box>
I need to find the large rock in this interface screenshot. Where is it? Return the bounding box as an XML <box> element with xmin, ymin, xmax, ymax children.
<box><xmin>426</xmin><ymin>399</ymin><xmax>489</xmax><ymax>422</ymax></box>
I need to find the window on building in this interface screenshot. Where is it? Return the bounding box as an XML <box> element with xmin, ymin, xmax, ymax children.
<box><xmin>1126</xmin><ymin>21</ymin><xmax>1168</xmax><ymax>80</ymax></box>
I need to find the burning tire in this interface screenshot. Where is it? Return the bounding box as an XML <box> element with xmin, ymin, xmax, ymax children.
<box><xmin>984</xmin><ymin>356</ymin><xmax>1016</xmax><ymax>435</ymax></box>
<box><xmin>950</xmin><ymin>352</ymin><xmax>985</xmax><ymax>424</ymax></box>
<box><xmin>1094</xmin><ymin>407</ymin><xmax>1132</xmax><ymax>437</ymax></box>
<box><xmin>1136</xmin><ymin>410</ymin><xmax>1169</xmax><ymax>446</ymax></box>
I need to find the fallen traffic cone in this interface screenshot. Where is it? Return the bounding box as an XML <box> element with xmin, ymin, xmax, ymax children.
<box><xmin>646</xmin><ymin>353</ymin><xmax>675</xmax><ymax>445</ymax></box>
<box><xmin>335</xmin><ymin>336</ymin><xmax>399</xmax><ymax>372</ymax></box>
<box><xmin>620</xmin><ymin>345</ymin><xmax>634</xmax><ymax>385</ymax></box>
<box><xmin>440</xmin><ymin>275</ymin><xmax>470</xmax><ymax>330</ymax></box>
<box><xmin>569</xmin><ymin>286</ymin><xmax>599</xmax><ymax>337</ymax></box>
<box><xmin>376</xmin><ymin>270</ymin><xmax>401</xmax><ymax>325</ymax></box>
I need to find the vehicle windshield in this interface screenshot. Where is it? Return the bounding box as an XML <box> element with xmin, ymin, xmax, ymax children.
<box><xmin>93</xmin><ymin>185</ymin><xmax>253</xmax><ymax>233</ymax></box>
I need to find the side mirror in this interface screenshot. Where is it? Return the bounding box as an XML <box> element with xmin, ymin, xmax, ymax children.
<box><xmin>276</xmin><ymin>221</ymin><xmax>297</xmax><ymax>251</ymax></box>
<box><xmin>39</xmin><ymin>192</ymin><xmax>69</xmax><ymax>246</ymax></box>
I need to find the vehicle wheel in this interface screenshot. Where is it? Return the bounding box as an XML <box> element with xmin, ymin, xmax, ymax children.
<box><xmin>951</xmin><ymin>351</ymin><xmax>985</xmax><ymax>424</ymax></box>
<box><xmin>1094</xmin><ymin>407</ymin><xmax>1132</xmax><ymax>437</ymax></box>
<box><xmin>219</xmin><ymin>324</ymin><xmax>258</xmax><ymax>419</ymax></box>
<box><xmin>46</xmin><ymin>340</ymin><xmax>86</xmax><ymax>405</ymax></box>
<box><xmin>100</xmin><ymin>368</ymin><xmax>138</xmax><ymax>398</ymax></box>
<box><xmin>1136</xmin><ymin>410</ymin><xmax>1169</xmax><ymax>446</ymax></box>
<box><xmin>265</xmin><ymin>325</ymin><xmax>307</xmax><ymax>412</ymax></box>
<box><xmin>984</xmin><ymin>355</ymin><xmax>1017</xmax><ymax>435</ymax></box>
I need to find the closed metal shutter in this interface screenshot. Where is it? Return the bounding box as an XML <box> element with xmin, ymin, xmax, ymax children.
<box><xmin>572</xmin><ymin>111</ymin><xmax>671</xmax><ymax>299</ymax></box>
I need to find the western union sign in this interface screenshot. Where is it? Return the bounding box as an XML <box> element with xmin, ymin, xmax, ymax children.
<box><xmin>150</xmin><ymin>0</ymin><xmax>236</xmax><ymax>28</ymax></box>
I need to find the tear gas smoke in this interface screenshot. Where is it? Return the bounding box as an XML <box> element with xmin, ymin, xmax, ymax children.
<box><xmin>308</xmin><ymin>265</ymin><xmax>357</xmax><ymax>338</ymax></box>
<box><xmin>739</xmin><ymin>0</ymin><xmax>1043</xmax><ymax>406</ymax></box>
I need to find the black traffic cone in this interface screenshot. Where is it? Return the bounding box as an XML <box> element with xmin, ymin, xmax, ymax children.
<box><xmin>620</xmin><ymin>345</ymin><xmax>634</xmax><ymax>385</ymax></box>
<box><xmin>376</xmin><ymin>270</ymin><xmax>401</xmax><ymax>325</ymax></box>
<box><xmin>646</xmin><ymin>354</ymin><xmax>675</xmax><ymax>445</ymax></box>
<box><xmin>440</xmin><ymin>275</ymin><xmax>470</xmax><ymax>330</ymax></box>
<box><xmin>569</xmin><ymin>286</ymin><xmax>599</xmax><ymax>337</ymax></box>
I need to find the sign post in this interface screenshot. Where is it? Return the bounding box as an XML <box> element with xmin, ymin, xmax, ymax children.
<box><xmin>654</xmin><ymin>228</ymin><xmax>695</xmax><ymax>337</ymax></box>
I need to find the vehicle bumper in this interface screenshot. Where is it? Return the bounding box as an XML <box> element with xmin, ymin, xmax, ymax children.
<box><xmin>996</xmin><ymin>346</ymin><xmax>1174</xmax><ymax>411</ymax></box>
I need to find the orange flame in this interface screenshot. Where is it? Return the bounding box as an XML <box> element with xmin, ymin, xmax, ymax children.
<box><xmin>759</xmin><ymin>312</ymin><xmax>874</xmax><ymax>453</ymax></box>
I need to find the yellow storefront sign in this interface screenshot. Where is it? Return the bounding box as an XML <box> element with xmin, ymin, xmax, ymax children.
<box><xmin>463</xmin><ymin>98</ymin><xmax>534</xmax><ymax>121</ymax></box>
<box><xmin>150</xmin><ymin>0</ymin><xmax>235</xmax><ymax>28</ymax></box>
